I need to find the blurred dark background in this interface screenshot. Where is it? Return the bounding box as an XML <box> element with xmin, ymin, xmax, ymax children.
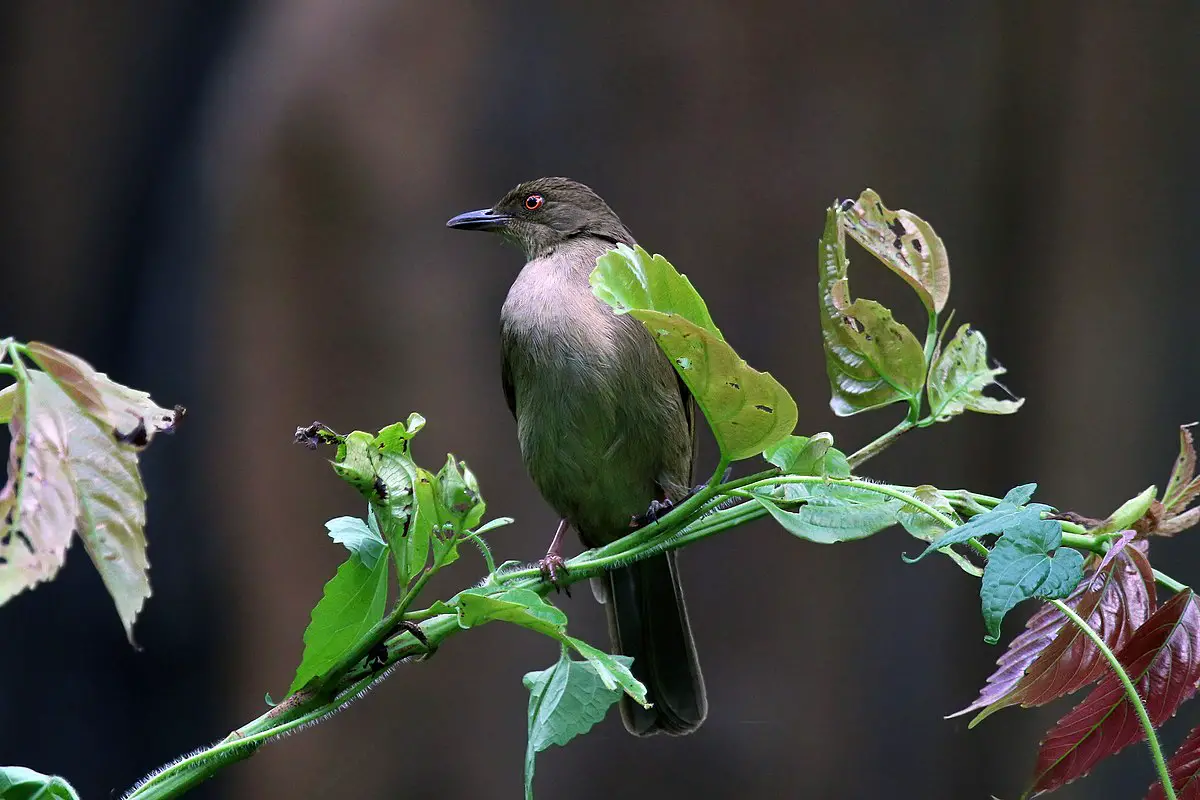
<box><xmin>1</xmin><ymin>3</ymin><xmax>1197</xmax><ymax>798</ymax></box>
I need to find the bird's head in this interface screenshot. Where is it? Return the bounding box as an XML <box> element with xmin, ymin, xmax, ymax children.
<box><xmin>446</xmin><ymin>177</ymin><xmax>631</xmax><ymax>260</ymax></box>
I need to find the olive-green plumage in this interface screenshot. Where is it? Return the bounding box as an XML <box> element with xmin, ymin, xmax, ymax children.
<box><xmin>447</xmin><ymin>177</ymin><xmax>706</xmax><ymax>735</ymax></box>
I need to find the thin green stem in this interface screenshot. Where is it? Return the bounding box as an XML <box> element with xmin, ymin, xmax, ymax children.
<box><xmin>1050</xmin><ymin>599</ymin><xmax>1176</xmax><ymax>800</ymax></box>
<box><xmin>0</xmin><ymin>364</ymin><xmax>15</xmax><ymax>378</ymax></box>
<box><xmin>1154</xmin><ymin>569</ymin><xmax>1189</xmax><ymax>594</ymax></box>
<box><xmin>846</xmin><ymin>418</ymin><xmax>914</xmax><ymax>469</ymax></box>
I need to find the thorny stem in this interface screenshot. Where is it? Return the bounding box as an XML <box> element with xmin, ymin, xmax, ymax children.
<box><xmin>1050</xmin><ymin>599</ymin><xmax>1177</xmax><ymax>800</ymax></box>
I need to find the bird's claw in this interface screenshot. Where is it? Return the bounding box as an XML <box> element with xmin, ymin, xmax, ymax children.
<box><xmin>631</xmin><ymin>498</ymin><xmax>676</xmax><ymax>529</ymax></box>
<box><xmin>538</xmin><ymin>553</ymin><xmax>570</xmax><ymax>596</ymax></box>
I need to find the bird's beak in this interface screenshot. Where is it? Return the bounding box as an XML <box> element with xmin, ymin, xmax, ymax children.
<box><xmin>445</xmin><ymin>208</ymin><xmax>512</xmax><ymax>232</ymax></box>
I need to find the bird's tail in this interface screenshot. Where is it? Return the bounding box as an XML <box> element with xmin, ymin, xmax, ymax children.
<box><xmin>601</xmin><ymin>551</ymin><xmax>707</xmax><ymax>735</ymax></box>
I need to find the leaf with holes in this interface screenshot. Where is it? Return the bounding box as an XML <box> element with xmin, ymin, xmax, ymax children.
<box><xmin>0</xmin><ymin>375</ymin><xmax>78</xmax><ymax>609</ymax></box>
<box><xmin>926</xmin><ymin>324</ymin><xmax>1022</xmax><ymax>421</ymax></box>
<box><xmin>1</xmin><ymin>363</ymin><xmax>181</xmax><ymax>641</ymax></box>
<box><xmin>954</xmin><ymin>541</ymin><xmax>1155</xmax><ymax>725</ymax></box>
<box><xmin>523</xmin><ymin>648</ymin><xmax>629</xmax><ymax>800</ymax></box>
<box><xmin>818</xmin><ymin>207</ymin><xmax>926</xmax><ymax>416</ymax></box>
<box><xmin>591</xmin><ymin>244</ymin><xmax>797</xmax><ymax>460</ymax></box>
<box><xmin>1031</xmin><ymin>590</ymin><xmax>1200</xmax><ymax>794</ymax></box>
<box><xmin>1147</xmin><ymin>723</ymin><xmax>1200</xmax><ymax>799</ymax></box>
<box><xmin>841</xmin><ymin>188</ymin><xmax>950</xmax><ymax>314</ymax></box>
<box><xmin>26</xmin><ymin>342</ymin><xmax>181</xmax><ymax>447</ymax></box>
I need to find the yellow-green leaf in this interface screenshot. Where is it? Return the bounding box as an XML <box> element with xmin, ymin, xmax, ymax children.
<box><xmin>842</xmin><ymin>188</ymin><xmax>950</xmax><ymax>313</ymax></box>
<box><xmin>591</xmin><ymin>245</ymin><xmax>797</xmax><ymax>460</ymax></box>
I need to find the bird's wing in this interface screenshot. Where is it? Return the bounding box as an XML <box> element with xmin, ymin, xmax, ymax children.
<box><xmin>678</xmin><ymin>372</ymin><xmax>697</xmax><ymax>485</ymax></box>
<box><xmin>500</xmin><ymin>344</ymin><xmax>517</xmax><ymax>420</ymax></box>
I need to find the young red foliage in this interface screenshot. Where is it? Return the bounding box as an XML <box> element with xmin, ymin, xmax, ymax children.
<box><xmin>1147</xmin><ymin>724</ymin><xmax>1200</xmax><ymax>800</ymax></box>
<box><xmin>1032</xmin><ymin>589</ymin><xmax>1200</xmax><ymax>794</ymax></box>
<box><xmin>954</xmin><ymin>542</ymin><xmax>1155</xmax><ymax>725</ymax></box>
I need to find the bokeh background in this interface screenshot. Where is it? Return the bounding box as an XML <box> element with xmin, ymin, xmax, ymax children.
<box><xmin>2</xmin><ymin>3</ymin><xmax>1198</xmax><ymax>798</ymax></box>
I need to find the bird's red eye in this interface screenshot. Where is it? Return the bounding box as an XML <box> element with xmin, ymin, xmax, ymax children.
<box><xmin>524</xmin><ymin>194</ymin><xmax>544</xmax><ymax>211</ymax></box>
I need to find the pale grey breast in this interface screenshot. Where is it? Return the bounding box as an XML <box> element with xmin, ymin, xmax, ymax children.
<box><xmin>500</xmin><ymin>237</ymin><xmax>692</xmax><ymax>545</ymax></box>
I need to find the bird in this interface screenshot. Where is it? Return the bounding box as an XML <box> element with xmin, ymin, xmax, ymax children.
<box><xmin>446</xmin><ymin>177</ymin><xmax>706</xmax><ymax>736</ymax></box>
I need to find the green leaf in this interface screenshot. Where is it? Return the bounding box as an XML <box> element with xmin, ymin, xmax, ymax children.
<box><xmin>818</xmin><ymin>208</ymin><xmax>926</xmax><ymax>416</ymax></box>
<box><xmin>0</xmin><ymin>383</ymin><xmax>14</xmax><ymax>424</ymax></box>
<box><xmin>289</xmin><ymin>551</ymin><xmax>389</xmax><ymax>693</ymax></box>
<box><xmin>325</xmin><ymin>516</ymin><xmax>387</xmax><ymax>571</ymax></box>
<box><xmin>454</xmin><ymin>587</ymin><xmax>568</xmax><ymax>639</ymax></box>
<box><xmin>980</xmin><ymin>523</ymin><xmax>1085</xmax><ymax>644</ymax></box>
<box><xmin>755</xmin><ymin>484</ymin><xmax>902</xmax><ymax>544</ymax></box>
<box><xmin>436</xmin><ymin>454</ymin><xmax>486</xmax><ymax>532</ymax></box>
<box><xmin>591</xmin><ymin>244</ymin><xmax>797</xmax><ymax>461</ymax></box>
<box><xmin>523</xmin><ymin>649</ymin><xmax>627</xmax><ymax>800</ymax></box>
<box><xmin>763</xmin><ymin>434</ymin><xmax>851</xmax><ymax>479</ymax></box>
<box><xmin>927</xmin><ymin>324</ymin><xmax>1023</xmax><ymax>421</ymax></box>
<box><xmin>895</xmin><ymin>486</ymin><xmax>980</xmax><ymax>577</ymax></box>
<box><xmin>0</xmin><ymin>766</ymin><xmax>80</xmax><ymax>800</ymax></box>
<box><xmin>841</xmin><ymin>188</ymin><xmax>951</xmax><ymax>314</ymax></box>
<box><xmin>563</xmin><ymin>636</ymin><xmax>650</xmax><ymax>707</ymax></box>
<box><xmin>905</xmin><ymin>483</ymin><xmax>1047</xmax><ymax>563</ymax></box>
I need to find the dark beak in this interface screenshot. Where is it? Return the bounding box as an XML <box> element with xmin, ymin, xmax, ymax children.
<box><xmin>445</xmin><ymin>208</ymin><xmax>512</xmax><ymax>232</ymax></box>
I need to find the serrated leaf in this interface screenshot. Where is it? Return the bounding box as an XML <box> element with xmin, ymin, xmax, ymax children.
<box><xmin>523</xmin><ymin>649</ymin><xmax>627</xmax><ymax>800</ymax></box>
<box><xmin>1032</xmin><ymin>590</ymin><xmax>1200</xmax><ymax>794</ymax></box>
<box><xmin>818</xmin><ymin>208</ymin><xmax>926</xmax><ymax>416</ymax></box>
<box><xmin>0</xmin><ymin>375</ymin><xmax>78</xmax><ymax>607</ymax></box>
<box><xmin>763</xmin><ymin>434</ymin><xmax>850</xmax><ymax>479</ymax></box>
<box><xmin>1147</xmin><ymin>723</ymin><xmax>1200</xmax><ymax>799</ymax></box>
<box><xmin>955</xmin><ymin>542</ymin><xmax>1156</xmax><ymax>725</ymax></box>
<box><xmin>1</xmin><ymin>368</ymin><xmax>176</xmax><ymax>641</ymax></box>
<box><xmin>591</xmin><ymin>244</ymin><xmax>797</xmax><ymax>461</ymax></box>
<box><xmin>290</xmin><ymin>551</ymin><xmax>389</xmax><ymax>694</ymax></box>
<box><xmin>26</xmin><ymin>342</ymin><xmax>182</xmax><ymax>447</ymax></box>
<box><xmin>926</xmin><ymin>324</ymin><xmax>1023</xmax><ymax>421</ymax></box>
<box><xmin>842</xmin><ymin>188</ymin><xmax>951</xmax><ymax>313</ymax></box>
<box><xmin>905</xmin><ymin>483</ymin><xmax>1046</xmax><ymax>563</ymax></box>
<box><xmin>1163</xmin><ymin>424</ymin><xmax>1200</xmax><ymax>517</ymax></box>
<box><xmin>325</xmin><ymin>516</ymin><xmax>386</xmax><ymax>571</ymax></box>
<box><xmin>755</xmin><ymin>484</ymin><xmax>902</xmax><ymax>544</ymax></box>
<box><xmin>563</xmin><ymin>635</ymin><xmax>649</xmax><ymax>707</ymax></box>
<box><xmin>454</xmin><ymin>587</ymin><xmax>567</xmax><ymax>639</ymax></box>
<box><xmin>980</xmin><ymin>518</ymin><xmax>1085</xmax><ymax>644</ymax></box>
<box><xmin>0</xmin><ymin>766</ymin><xmax>80</xmax><ymax>800</ymax></box>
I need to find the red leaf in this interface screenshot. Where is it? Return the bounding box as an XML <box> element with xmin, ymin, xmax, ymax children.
<box><xmin>1032</xmin><ymin>589</ymin><xmax>1200</xmax><ymax>794</ymax></box>
<box><xmin>1147</xmin><ymin>724</ymin><xmax>1200</xmax><ymax>799</ymax></box>
<box><xmin>954</xmin><ymin>543</ymin><xmax>1156</xmax><ymax>725</ymax></box>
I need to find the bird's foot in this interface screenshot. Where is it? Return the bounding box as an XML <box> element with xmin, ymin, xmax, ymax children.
<box><xmin>538</xmin><ymin>553</ymin><xmax>570</xmax><ymax>597</ymax></box>
<box><xmin>631</xmin><ymin>467</ymin><xmax>735</xmax><ymax>529</ymax></box>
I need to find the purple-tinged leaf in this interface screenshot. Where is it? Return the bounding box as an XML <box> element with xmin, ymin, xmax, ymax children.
<box><xmin>1146</xmin><ymin>723</ymin><xmax>1200</xmax><ymax>799</ymax></box>
<box><xmin>1163</xmin><ymin>424</ymin><xmax>1200</xmax><ymax>515</ymax></box>
<box><xmin>955</xmin><ymin>544</ymin><xmax>1155</xmax><ymax>725</ymax></box>
<box><xmin>1031</xmin><ymin>590</ymin><xmax>1200</xmax><ymax>794</ymax></box>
